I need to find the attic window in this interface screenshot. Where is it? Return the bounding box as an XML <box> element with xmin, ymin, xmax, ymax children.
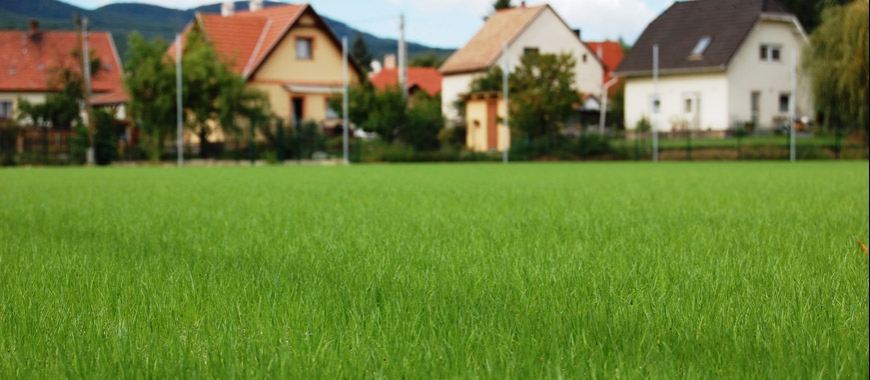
<box><xmin>689</xmin><ymin>36</ymin><xmax>712</xmax><ymax>59</ymax></box>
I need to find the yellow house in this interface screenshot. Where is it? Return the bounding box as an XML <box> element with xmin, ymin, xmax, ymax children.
<box><xmin>175</xmin><ymin>1</ymin><xmax>362</xmax><ymax>140</ymax></box>
<box><xmin>463</xmin><ymin>92</ymin><xmax>510</xmax><ymax>152</ymax></box>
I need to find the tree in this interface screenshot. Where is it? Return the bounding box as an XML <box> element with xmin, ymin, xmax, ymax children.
<box><xmin>180</xmin><ymin>27</ymin><xmax>270</xmax><ymax>158</ymax></box>
<box><xmin>493</xmin><ymin>0</ymin><xmax>512</xmax><ymax>10</ymax></box>
<box><xmin>409</xmin><ymin>51</ymin><xmax>446</xmax><ymax>68</ymax></box>
<box><xmin>351</xmin><ymin>32</ymin><xmax>372</xmax><ymax>74</ymax></box>
<box><xmin>802</xmin><ymin>0</ymin><xmax>869</xmax><ymax>136</ymax></box>
<box><xmin>123</xmin><ymin>31</ymin><xmax>176</xmax><ymax>161</ymax></box>
<box><xmin>402</xmin><ymin>92</ymin><xmax>444</xmax><ymax>151</ymax></box>
<box><xmin>778</xmin><ymin>0</ymin><xmax>851</xmax><ymax>33</ymax></box>
<box><xmin>469</xmin><ymin>51</ymin><xmax>581</xmax><ymax>140</ymax></box>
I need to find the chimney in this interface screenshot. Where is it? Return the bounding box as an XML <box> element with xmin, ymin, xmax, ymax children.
<box><xmin>29</xmin><ymin>20</ymin><xmax>40</xmax><ymax>35</ymax></box>
<box><xmin>250</xmin><ymin>0</ymin><xmax>263</xmax><ymax>12</ymax></box>
<box><xmin>221</xmin><ymin>1</ymin><xmax>234</xmax><ymax>16</ymax></box>
<box><xmin>520</xmin><ymin>1</ymin><xmax>526</xmax><ymax>9</ymax></box>
<box><xmin>573</xmin><ymin>28</ymin><xmax>581</xmax><ymax>41</ymax></box>
<box><xmin>384</xmin><ymin>54</ymin><xmax>397</xmax><ymax>70</ymax></box>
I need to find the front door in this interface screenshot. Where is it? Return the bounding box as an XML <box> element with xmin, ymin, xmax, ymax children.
<box><xmin>486</xmin><ymin>99</ymin><xmax>498</xmax><ymax>150</ymax></box>
<box><xmin>292</xmin><ymin>97</ymin><xmax>305</xmax><ymax>128</ymax></box>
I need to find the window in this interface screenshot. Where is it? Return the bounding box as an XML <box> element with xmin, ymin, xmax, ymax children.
<box><xmin>325</xmin><ymin>99</ymin><xmax>339</xmax><ymax>119</ymax></box>
<box><xmin>779</xmin><ymin>93</ymin><xmax>790</xmax><ymax>113</ymax></box>
<box><xmin>523</xmin><ymin>47</ymin><xmax>539</xmax><ymax>56</ymax></box>
<box><xmin>760</xmin><ymin>44</ymin><xmax>781</xmax><ymax>62</ymax></box>
<box><xmin>691</xmin><ymin>36</ymin><xmax>712</xmax><ymax>56</ymax></box>
<box><xmin>685</xmin><ymin>98</ymin><xmax>693</xmax><ymax>113</ymax></box>
<box><xmin>0</xmin><ymin>100</ymin><xmax>11</xmax><ymax>120</ymax></box>
<box><xmin>582</xmin><ymin>53</ymin><xmax>587</xmax><ymax>63</ymax></box>
<box><xmin>296</xmin><ymin>37</ymin><xmax>312</xmax><ymax>60</ymax></box>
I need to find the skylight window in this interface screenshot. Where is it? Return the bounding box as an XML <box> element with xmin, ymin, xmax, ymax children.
<box><xmin>691</xmin><ymin>36</ymin><xmax>712</xmax><ymax>57</ymax></box>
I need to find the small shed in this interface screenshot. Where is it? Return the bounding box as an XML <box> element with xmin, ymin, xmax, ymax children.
<box><xmin>463</xmin><ymin>91</ymin><xmax>510</xmax><ymax>152</ymax></box>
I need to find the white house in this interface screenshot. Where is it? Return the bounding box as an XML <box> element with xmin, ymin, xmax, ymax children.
<box><xmin>615</xmin><ymin>0</ymin><xmax>812</xmax><ymax>132</ymax></box>
<box><xmin>439</xmin><ymin>2</ymin><xmax>604</xmax><ymax>123</ymax></box>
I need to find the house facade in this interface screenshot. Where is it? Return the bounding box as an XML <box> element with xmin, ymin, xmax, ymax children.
<box><xmin>439</xmin><ymin>3</ymin><xmax>604</xmax><ymax>124</ymax></box>
<box><xmin>616</xmin><ymin>0</ymin><xmax>812</xmax><ymax>132</ymax></box>
<box><xmin>0</xmin><ymin>21</ymin><xmax>126</xmax><ymax>125</ymax></box>
<box><xmin>174</xmin><ymin>1</ymin><xmax>362</xmax><ymax>141</ymax></box>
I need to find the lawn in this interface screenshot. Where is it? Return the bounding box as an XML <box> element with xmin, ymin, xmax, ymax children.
<box><xmin>1</xmin><ymin>162</ymin><xmax>867</xmax><ymax>378</ymax></box>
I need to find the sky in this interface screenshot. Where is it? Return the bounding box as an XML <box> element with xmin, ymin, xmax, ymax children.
<box><xmin>59</xmin><ymin>0</ymin><xmax>675</xmax><ymax>49</ymax></box>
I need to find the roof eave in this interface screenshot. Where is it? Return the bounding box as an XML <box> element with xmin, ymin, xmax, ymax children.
<box><xmin>616</xmin><ymin>65</ymin><xmax>727</xmax><ymax>78</ymax></box>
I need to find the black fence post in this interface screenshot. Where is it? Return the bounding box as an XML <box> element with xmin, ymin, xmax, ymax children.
<box><xmin>276</xmin><ymin>119</ymin><xmax>285</xmax><ymax>164</ymax></box>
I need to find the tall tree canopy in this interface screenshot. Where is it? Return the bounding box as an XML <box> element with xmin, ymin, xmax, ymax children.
<box><xmin>351</xmin><ymin>32</ymin><xmax>372</xmax><ymax>74</ymax></box>
<box><xmin>123</xmin><ymin>32</ymin><xmax>176</xmax><ymax>161</ymax></box>
<box><xmin>802</xmin><ymin>0</ymin><xmax>869</xmax><ymax>135</ymax></box>
<box><xmin>493</xmin><ymin>0</ymin><xmax>512</xmax><ymax>10</ymax></box>
<box><xmin>778</xmin><ymin>0</ymin><xmax>851</xmax><ymax>32</ymax></box>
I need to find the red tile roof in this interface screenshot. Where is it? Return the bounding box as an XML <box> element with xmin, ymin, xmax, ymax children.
<box><xmin>0</xmin><ymin>30</ymin><xmax>124</xmax><ymax>95</ymax></box>
<box><xmin>369</xmin><ymin>67</ymin><xmax>442</xmax><ymax>97</ymax></box>
<box><xmin>171</xmin><ymin>4</ymin><xmax>361</xmax><ymax>80</ymax></box>
<box><xmin>586</xmin><ymin>41</ymin><xmax>624</xmax><ymax>84</ymax></box>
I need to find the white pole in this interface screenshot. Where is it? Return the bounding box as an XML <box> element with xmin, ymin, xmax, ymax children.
<box><xmin>652</xmin><ymin>44</ymin><xmax>659</xmax><ymax>163</ymax></box>
<box><xmin>398</xmin><ymin>14</ymin><xmax>408</xmax><ymax>99</ymax></box>
<box><xmin>599</xmin><ymin>77</ymin><xmax>619</xmax><ymax>135</ymax></box>
<box><xmin>82</xmin><ymin>17</ymin><xmax>94</xmax><ymax>165</ymax></box>
<box><xmin>502</xmin><ymin>42</ymin><xmax>509</xmax><ymax>164</ymax></box>
<box><xmin>790</xmin><ymin>49</ymin><xmax>797</xmax><ymax>163</ymax></box>
<box><xmin>176</xmin><ymin>34</ymin><xmax>183</xmax><ymax>167</ymax></box>
<box><xmin>342</xmin><ymin>36</ymin><xmax>349</xmax><ymax>165</ymax></box>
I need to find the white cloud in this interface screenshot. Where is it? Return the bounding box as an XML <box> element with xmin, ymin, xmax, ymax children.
<box><xmin>542</xmin><ymin>0</ymin><xmax>657</xmax><ymax>43</ymax></box>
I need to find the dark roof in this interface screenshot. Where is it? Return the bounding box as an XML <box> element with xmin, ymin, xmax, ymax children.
<box><xmin>615</xmin><ymin>0</ymin><xmax>796</xmax><ymax>76</ymax></box>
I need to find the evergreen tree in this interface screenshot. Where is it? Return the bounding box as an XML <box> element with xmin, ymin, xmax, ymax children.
<box><xmin>351</xmin><ymin>32</ymin><xmax>372</xmax><ymax>74</ymax></box>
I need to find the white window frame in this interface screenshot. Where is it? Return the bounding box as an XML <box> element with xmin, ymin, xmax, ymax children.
<box><xmin>760</xmin><ymin>44</ymin><xmax>782</xmax><ymax>62</ymax></box>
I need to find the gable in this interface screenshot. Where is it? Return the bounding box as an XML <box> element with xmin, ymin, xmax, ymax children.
<box><xmin>616</xmin><ymin>0</ymin><xmax>799</xmax><ymax>76</ymax></box>
<box><xmin>439</xmin><ymin>5</ymin><xmax>547</xmax><ymax>75</ymax></box>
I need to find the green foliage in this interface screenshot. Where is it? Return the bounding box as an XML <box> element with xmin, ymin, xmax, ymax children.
<box><xmin>777</xmin><ymin>0</ymin><xmax>851</xmax><ymax>33</ymax></box>
<box><xmin>350</xmin><ymin>32</ymin><xmax>372</xmax><ymax>74</ymax></box>
<box><xmin>123</xmin><ymin>31</ymin><xmax>176</xmax><ymax>161</ymax></box>
<box><xmin>802</xmin><ymin>0</ymin><xmax>869</xmax><ymax>135</ymax></box>
<box><xmin>468</xmin><ymin>52</ymin><xmax>581</xmax><ymax>141</ymax></box>
<box><xmin>511</xmin><ymin>52</ymin><xmax>581</xmax><ymax>140</ymax></box>
<box><xmin>285</xmin><ymin>120</ymin><xmax>327</xmax><ymax>160</ymax></box>
<box><xmin>493</xmin><ymin>0</ymin><xmax>512</xmax><ymax>10</ymax></box>
<box><xmin>636</xmin><ymin>117</ymin><xmax>651</xmax><ymax>132</ymax></box>
<box><xmin>71</xmin><ymin>109</ymin><xmax>117</xmax><ymax>165</ymax></box>
<box><xmin>402</xmin><ymin>93</ymin><xmax>444</xmax><ymax>151</ymax></box>
<box><xmin>408</xmin><ymin>51</ymin><xmax>446</xmax><ymax>68</ymax></box>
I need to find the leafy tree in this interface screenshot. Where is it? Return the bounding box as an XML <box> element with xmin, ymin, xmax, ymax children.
<box><xmin>778</xmin><ymin>0</ymin><xmax>851</xmax><ymax>33</ymax></box>
<box><xmin>408</xmin><ymin>51</ymin><xmax>446</xmax><ymax>68</ymax></box>
<box><xmin>402</xmin><ymin>92</ymin><xmax>444</xmax><ymax>151</ymax></box>
<box><xmin>469</xmin><ymin>51</ymin><xmax>580</xmax><ymax>140</ymax></box>
<box><xmin>493</xmin><ymin>0</ymin><xmax>512</xmax><ymax>10</ymax></box>
<box><xmin>363</xmin><ymin>85</ymin><xmax>407</xmax><ymax>144</ymax></box>
<box><xmin>123</xmin><ymin>31</ymin><xmax>176</xmax><ymax>161</ymax></box>
<box><xmin>802</xmin><ymin>0</ymin><xmax>869</xmax><ymax>136</ymax></box>
<box><xmin>351</xmin><ymin>32</ymin><xmax>372</xmax><ymax>74</ymax></box>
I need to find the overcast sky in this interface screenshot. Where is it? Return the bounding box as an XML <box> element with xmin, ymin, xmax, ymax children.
<box><xmin>59</xmin><ymin>0</ymin><xmax>674</xmax><ymax>49</ymax></box>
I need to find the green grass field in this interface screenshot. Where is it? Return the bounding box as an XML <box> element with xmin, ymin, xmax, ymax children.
<box><xmin>1</xmin><ymin>163</ymin><xmax>867</xmax><ymax>378</ymax></box>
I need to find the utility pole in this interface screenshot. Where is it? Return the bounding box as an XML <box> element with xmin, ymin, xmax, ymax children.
<box><xmin>82</xmin><ymin>17</ymin><xmax>95</xmax><ymax>165</ymax></box>
<box><xmin>652</xmin><ymin>44</ymin><xmax>659</xmax><ymax>163</ymax></box>
<box><xmin>398</xmin><ymin>13</ymin><xmax>408</xmax><ymax>99</ymax></box>
<box><xmin>789</xmin><ymin>49</ymin><xmax>797</xmax><ymax>163</ymax></box>
<box><xmin>176</xmin><ymin>34</ymin><xmax>183</xmax><ymax>167</ymax></box>
<box><xmin>502</xmin><ymin>42</ymin><xmax>509</xmax><ymax>164</ymax></box>
<box><xmin>342</xmin><ymin>36</ymin><xmax>349</xmax><ymax>165</ymax></box>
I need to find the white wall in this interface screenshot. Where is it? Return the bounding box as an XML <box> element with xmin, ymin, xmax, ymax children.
<box><xmin>727</xmin><ymin>18</ymin><xmax>811</xmax><ymax>130</ymax></box>
<box><xmin>506</xmin><ymin>8</ymin><xmax>603</xmax><ymax>95</ymax></box>
<box><xmin>0</xmin><ymin>92</ymin><xmax>47</xmax><ymax>123</ymax></box>
<box><xmin>624</xmin><ymin>72</ymin><xmax>729</xmax><ymax>131</ymax></box>
<box><xmin>441</xmin><ymin>72</ymin><xmax>482</xmax><ymax>123</ymax></box>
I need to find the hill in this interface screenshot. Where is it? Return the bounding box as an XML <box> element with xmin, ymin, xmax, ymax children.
<box><xmin>0</xmin><ymin>0</ymin><xmax>453</xmax><ymax>64</ymax></box>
